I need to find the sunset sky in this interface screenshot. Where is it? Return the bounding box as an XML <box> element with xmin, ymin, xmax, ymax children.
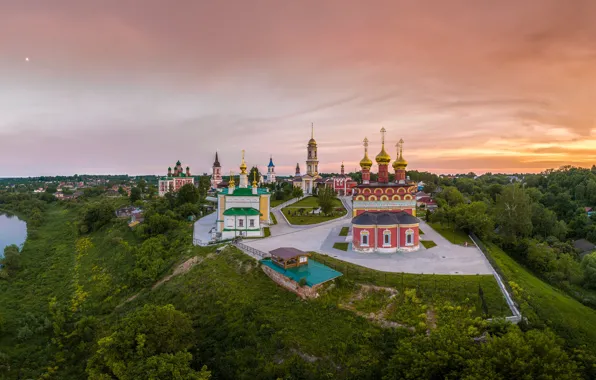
<box><xmin>1</xmin><ymin>0</ymin><xmax>596</xmax><ymax>177</ymax></box>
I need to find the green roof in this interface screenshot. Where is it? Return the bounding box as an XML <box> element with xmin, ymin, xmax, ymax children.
<box><xmin>223</xmin><ymin>207</ymin><xmax>261</xmax><ymax>216</ymax></box>
<box><xmin>219</xmin><ymin>187</ymin><xmax>269</xmax><ymax>196</ymax></box>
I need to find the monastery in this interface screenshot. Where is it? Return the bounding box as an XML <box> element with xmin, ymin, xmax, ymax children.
<box><xmin>158</xmin><ymin>160</ymin><xmax>195</xmax><ymax>196</ymax></box>
<box><xmin>215</xmin><ymin>150</ymin><xmax>271</xmax><ymax>240</ymax></box>
<box><xmin>351</xmin><ymin>128</ymin><xmax>420</xmax><ymax>253</ymax></box>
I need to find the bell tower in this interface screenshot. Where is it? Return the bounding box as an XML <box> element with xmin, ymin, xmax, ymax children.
<box><xmin>306</xmin><ymin>123</ymin><xmax>318</xmax><ymax>176</ymax></box>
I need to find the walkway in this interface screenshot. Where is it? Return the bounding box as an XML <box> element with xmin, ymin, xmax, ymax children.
<box><xmin>244</xmin><ymin>204</ymin><xmax>492</xmax><ymax>274</ymax></box>
<box><xmin>193</xmin><ymin>212</ymin><xmax>217</xmax><ymax>246</ymax></box>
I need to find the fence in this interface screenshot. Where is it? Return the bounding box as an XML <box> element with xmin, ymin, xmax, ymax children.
<box><xmin>233</xmin><ymin>241</ymin><xmax>271</xmax><ymax>260</ymax></box>
<box><xmin>469</xmin><ymin>233</ymin><xmax>522</xmax><ymax>323</ymax></box>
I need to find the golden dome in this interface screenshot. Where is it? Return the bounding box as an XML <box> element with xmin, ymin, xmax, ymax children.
<box><xmin>308</xmin><ymin>138</ymin><xmax>317</xmax><ymax>146</ymax></box>
<box><xmin>360</xmin><ymin>152</ymin><xmax>373</xmax><ymax>169</ymax></box>
<box><xmin>360</xmin><ymin>137</ymin><xmax>373</xmax><ymax>169</ymax></box>
<box><xmin>375</xmin><ymin>145</ymin><xmax>391</xmax><ymax>164</ymax></box>
<box><xmin>392</xmin><ymin>139</ymin><xmax>408</xmax><ymax>170</ymax></box>
<box><xmin>375</xmin><ymin>127</ymin><xmax>391</xmax><ymax>164</ymax></box>
<box><xmin>239</xmin><ymin>149</ymin><xmax>247</xmax><ymax>174</ymax></box>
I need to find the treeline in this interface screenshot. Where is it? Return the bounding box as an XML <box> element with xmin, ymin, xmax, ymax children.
<box><xmin>426</xmin><ymin>166</ymin><xmax>596</xmax><ymax>307</ymax></box>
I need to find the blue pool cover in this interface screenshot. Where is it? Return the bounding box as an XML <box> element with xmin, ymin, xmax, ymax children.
<box><xmin>261</xmin><ymin>258</ymin><xmax>343</xmax><ymax>287</ymax></box>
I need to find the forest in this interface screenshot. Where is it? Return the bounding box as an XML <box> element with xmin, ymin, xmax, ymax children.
<box><xmin>0</xmin><ymin>169</ymin><xmax>596</xmax><ymax>379</ymax></box>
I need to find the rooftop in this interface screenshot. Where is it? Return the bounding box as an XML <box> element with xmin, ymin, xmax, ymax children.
<box><xmin>352</xmin><ymin>211</ymin><xmax>419</xmax><ymax>226</ymax></box>
<box><xmin>261</xmin><ymin>258</ymin><xmax>342</xmax><ymax>287</ymax></box>
<box><xmin>356</xmin><ymin>182</ymin><xmax>414</xmax><ymax>188</ymax></box>
<box><xmin>219</xmin><ymin>187</ymin><xmax>269</xmax><ymax>196</ymax></box>
<box><xmin>270</xmin><ymin>247</ymin><xmax>309</xmax><ymax>260</ymax></box>
<box><xmin>223</xmin><ymin>207</ymin><xmax>261</xmax><ymax>216</ymax></box>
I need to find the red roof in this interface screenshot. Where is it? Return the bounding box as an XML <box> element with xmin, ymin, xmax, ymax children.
<box><xmin>418</xmin><ymin>197</ymin><xmax>436</xmax><ymax>205</ymax></box>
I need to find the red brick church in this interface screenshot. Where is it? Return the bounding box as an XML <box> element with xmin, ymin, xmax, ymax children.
<box><xmin>351</xmin><ymin>128</ymin><xmax>420</xmax><ymax>253</ymax></box>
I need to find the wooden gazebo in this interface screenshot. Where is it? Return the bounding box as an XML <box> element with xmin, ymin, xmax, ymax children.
<box><xmin>270</xmin><ymin>247</ymin><xmax>311</xmax><ymax>269</ymax></box>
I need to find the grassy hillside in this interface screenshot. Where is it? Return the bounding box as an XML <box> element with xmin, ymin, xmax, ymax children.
<box><xmin>484</xmin><ymin>242</ymin><xmax>596</xmax><ymax>351</ymax></box>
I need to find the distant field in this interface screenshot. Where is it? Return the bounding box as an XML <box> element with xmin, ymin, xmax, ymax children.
<box><xmin>428</xmin><ymin>222</ymin><xmax>473</xmax><ymax>245</ymax></box>
<box><xmin>484</xmin><ymin>242</ymin><xmax>596</xmax><ymax>351</ymax></box>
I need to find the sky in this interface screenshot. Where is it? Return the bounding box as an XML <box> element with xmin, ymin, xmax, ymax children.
<box><xmin>1</xmin><ymin>0</ymin><xmax>596</xmax><ymax>177</ymax></box>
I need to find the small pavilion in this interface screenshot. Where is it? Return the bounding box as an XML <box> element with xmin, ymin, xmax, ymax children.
<box><xmin>270</xmin><ymin>247</ymin><xmax>311</xmax><ymax>269</ymax></box>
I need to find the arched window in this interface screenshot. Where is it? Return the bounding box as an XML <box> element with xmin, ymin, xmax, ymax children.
<box><xmin>405</xmin><ymin>229</ymin><xmax>414</xmax><ymax>246</ymax></box>
<box><xmin>380</xmin><ymin>195</ymin><xmax>389</xmax><ymax>201</ymax></box>
<box><xmin>383</xmin><ymin>230</ymin><xmax>391</xmax><ymax>246</ymax></box>
<box><xmin>361</xmin><ymin>231</ymin><xmax>369</xmax><ymax>246</ymax></box>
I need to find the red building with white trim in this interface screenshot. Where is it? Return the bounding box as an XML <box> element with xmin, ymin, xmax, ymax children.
<box><xmin>324</xmin><ymin>162</ymin><xmax>358</xmax><ymax>196</ymax></box>
<box><xmin>351</xmin><ymin>129</ymin><xmax>420</xmax><ymax>253</ymax></box>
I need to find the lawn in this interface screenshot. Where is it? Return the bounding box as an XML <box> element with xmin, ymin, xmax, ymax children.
<box><xmin>428</xmin><ymin>222</ymin><xmax>473</xmax><ymax>245</ymax></box>
<box><xmin>263</xmin><ymin>227</ymin><xmax>271</xmax><ymax>237</ymax></box>
<box><xmin>311</xmin><ymin>253</ymin><xmax>510</xmax><ymax>318</ymax></box>
<box><xmin>339</xmin><ymin>227</ymin><xmax>349</xmax><ymax>236</ymax></box>
<box><xmin>282</xmin><ymin>196</ymin><xmax>346</xmax><ymax>225</ymax></box>
<box><xmin>333</xmin><ymin>242</ymin><xmax>349</xmax><ymax>251</ymax></box>
<box><xmin>483</xmin><ymin>242</ymin><xmax>596</xmax><ymax>351</ymax></box>
<box><xmin>420</xmin><ymin>240</ymin><xmax>437</xmax><ymax>249</ymax></box>
<box><xmin>419</xmin><ymin>229</ymin><xmax>424</xmax><ymax>235</ymax></box>
<box><xmin>270</xmin><ymin>198</ymin><xmax>289</xmax><ymax>207</ymax></box>
<box><xmin>269</xmin><ymin>212</ymin><xmax>277</xmax><ymax>225</ymax></box>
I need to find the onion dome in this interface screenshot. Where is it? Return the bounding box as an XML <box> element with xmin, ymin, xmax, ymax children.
<box><xmin>228</xmin><ymin>171</ymin><xmax>235</xmax><ymax>186</ymax></box>
<box><xmin>392</xmin><ymin>139</ymin><xmax>408</xmax><ymax>170</ymax></box>
<box><xmin>239</xmin><ymin>150</ymin><xmax>247</xmax><ymax>174</ymax></box>
<box><xmin>375</xmin><ymin>145</ymin><xmax>391</xmax><ymax>164</ymax></box>
<box><xmin>375</xmin><ymin>128</ymin><xmax>391</xmax><ymax>164</ymax></box>
<box><xmin>359</xmin><ymin>137</ymin><xmax>373</xmax><ymax>169</ymax></box>
<box><xmin>268</xmin><ymin>156</ymin><xmax>275</xmax><ymax>168</ymax></box>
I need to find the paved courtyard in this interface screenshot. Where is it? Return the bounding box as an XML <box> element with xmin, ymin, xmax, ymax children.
<box><xmin>195</xmin><ymin>196</ymin><xmax>493</xmax><ymax>274</ymax></box>
<box><xmin>245</xmin><ymin>200</ymin><xmax>492</xmax><ymax>274</ymax></box>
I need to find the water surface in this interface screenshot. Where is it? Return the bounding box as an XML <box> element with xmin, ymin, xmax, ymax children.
<box><xmin>0</xmin><ymin>213</ymin><xmax>27</xmax><ymax>258</ymax></box>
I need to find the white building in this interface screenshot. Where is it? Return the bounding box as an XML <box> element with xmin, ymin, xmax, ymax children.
<box><xmin>216</xmin><ymin>151</ymin><xmax>271</xmax><ymax>240</ymax></box>
<box><xmin>266</xmin><ymin>156</ymin><xmax>276</xmax><ymax>184</ymax></box>
<box><xmin>292</xmin><ymin>125</ymin><xmax>322</xmax><ymax>194</ymax></box>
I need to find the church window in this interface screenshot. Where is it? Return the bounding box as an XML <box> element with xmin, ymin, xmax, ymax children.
<box><xmin>249</xmin><ymin>219</ymin><xmax>255</xmax><ymax>228</ymax></box>
<box><xmin>406</xmin><ymin>229</ymin><xmax>414</xmax><ymax>245</ymax></box>
<box><xmin>361</xmin><ymin>231</ymin><xmax>369</xmax><ymax>246</ymax></box>
<box><xmin>383</xmin><ymin>231</ymin><xmax>391</xmax><ymax>246</ymax></box>
<box><xmin>238</xmin><ymin>219</ymin><xmax>244</xmax><ymax>228</ymax></box>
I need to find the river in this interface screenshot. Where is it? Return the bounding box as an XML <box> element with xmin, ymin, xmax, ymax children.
<box><xmin>0</xmin><ymin>213</ymin><xmax>27</xmax><ymax>258</ymax></box>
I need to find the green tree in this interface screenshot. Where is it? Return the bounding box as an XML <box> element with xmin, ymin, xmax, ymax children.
<box><xmin>292</xmin><ymin>186</ymin><xmax>304</xmax><ymax>199</ymax></box>
<box><xmin>130</xmin><ymin>187</ymin><xmax>142</xmax><ymax>204</ymax></box>
<box><xmin>80</xmin><ymin>201</ymin><xmax>116</xmax><ymax>233</ymax></box>
<box><xmin>441</xmin><ymin>187</ymin><xmax>465</xmax><ymax>207</ymax></box>
<box><xmin>462</xmin><ymin>327</ymin><xmax>581</xmax><ymax>380</ymax></box>
<box><xmin>118</xmin><ymin>186</ymin><xmax>127</xmax><ymax>196</ymax></box>
<box><xmin>177</xmin><ymin>183</ymin><xmax>200</xmax><ymax>205</ymax></box>
<box><xmin>137</xmin><ymin>179</ymin><xmax>147</xmax><ymax>193</ymax></box>
<box><xmin>495</xmin><ymin>185</ymin><xmax>532</xmax><ymax>239</ymax></box>
<box><xmin>1</xmin><ymin>245</ymin><xmax>21</xmax><ymax>274</ymax></box>
<box><xmin>147</xmin><ymin>184</ymin><xmax>157</xmax><ymax>199</ymax></box>
<box><xmin>582</xmin><ymin>252</ymin><xmax>596</xmax><ymax>289</ymax></box>
<box><xmin>453</xmin><ymin>202</ymin><xmax>494</xmax><ymax>238</ymax></box>
<box><xmin>317</xmin><ymin>187</ymin><xmax>336</xmax><ymax>215</ymax></box>
<box><xmin>87</xmin><ymin>304</ymin><xmax>210</xmax><ymax>380</ymax></box>
<box><xmin>423</xmin><ymin>182</ymin><xmax>437</xmax><ymax>194</ymax></box>
<box><xmin>249</xmin><ymin>166</ymin><xmax>261</xmax><ymax>184</ymax></box>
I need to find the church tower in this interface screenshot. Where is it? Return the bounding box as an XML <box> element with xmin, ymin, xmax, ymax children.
<box><xmin>306</xmin><ymin>123</ymin><xmax>318</xmax><ymax>176</ymax></box>
<box><xmin>267</xmin><ymin>155</ymin><xmax>276</xmax><ymax>184</ymax></box>
<box><xmin>239</xmin><ymin>150</ymin><xmax>249</xmax><ymax>188</ymax></box>
<box><xmin>393</xmin><ymin>139</ymin><xmax>408</xmax><ymax>184</ymax></box>
<box><xmin>375</xmin><ymin>127</ymin><xmax>391</xmax><ymax>184</ymax></box>
<box><xmin>211</xmin><ymin>151</ymin><xmax>222</xmax><ymax>188</ymax></box>
<box><xmin>360</xmin><ymin>137</ymin><xmax>372</xmax><ymax>184</ymax></box>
